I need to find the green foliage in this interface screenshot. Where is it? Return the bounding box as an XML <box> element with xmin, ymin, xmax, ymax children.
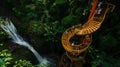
<box><xmin>13</xmin><ymin>60</ymin><xmax>33</xmax><ymax>67</ymax></box>
<box><xmin>98</xmin><ymin>34</ymin><xmax>118</xmax><ymax>50</ymax></box>
<box><xmin>1</xmin><ymin>0</ymin><xmax>89</xmax><ymax>48</ymax></box>
<box><xmin>43</xmin><ymin>21</ymin><xmax>63</xmax><ymax>43</ymax></box>
<box><xmin>12</xmin><ymin>6</ymin><xmax>38</xmax><ymax>22</ymax></box>
<box><xmin>75</xmin><ymin>7</ymin><xmax>83</xmax><ymax>15</ymax></box>
<box><xmin>0</xmin><ymin>31</ymin><xmax>6</xmax><ymax>36</ymax></box>
<box><xmin>61</xmin><ymin>15</ymin><xmax>76</xmax><ymax>26</ymax></box>
<box><xmin>28</xmin><ymin>20</ymin><xmax>65</xmax><ymax>44</ymax></box>
<box><xmin>29</xmin><ymin>20</ymin><xmax>45</xmax><ymax>35</ymax></box>
<box><xmin>0</xmin><ymin>43</ymin><xmax>49</xmax><ymax>67</ymax></box>
<box><xmin>0</xmin><ymin>19</ymin><xmax>4</xmax><ymax>24</ymax></box>
<box><xmin>55</xmin><ymin>0</ymin><xmax>67</xmax><ymax>4</ymax></box>
<box><xmin>0</xmin><ymin>19</ymin><xmax>11</xmax><ymax>40</ymax></box>
<box><xmin>35</xmin><ymin>64</ymin><xmax>50</xmax><ymax>67</ymax></box>
<box><xmin>0</xmin><ymin>48</ymin><xmax>12</xmax><ymax>67</ymax></box>
<box><xmin>88</xmin><ymin>47</ymin><xmax>120</xmax><ymax>67</ymax></box>
<box><xmin>25</xmin><ymin>4</ymin><xmax>36</xmax><ymax>10</ymax></box>
<box><xmin>11</xmin><ymin>0</ymin><xmax>51</xmax><ymax>22</ymax></box>
<box><xmin>1</xmin><ymin>0</ymin><xmax>120</xmax><ymax>67</ymax></box>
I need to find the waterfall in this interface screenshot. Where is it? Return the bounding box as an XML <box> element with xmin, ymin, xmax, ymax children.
<box><xmin>0</xmin><ymin>18</ymin><xmax>49</xmax><ymax>65</ymax></box>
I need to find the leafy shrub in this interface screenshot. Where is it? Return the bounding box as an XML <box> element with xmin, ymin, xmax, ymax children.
<box><xmin>13</xmin><ymin>60</ymin><xmax>33</xmax><ymax>67</ymax></box>
<box><xmin>0</xmin><ymin>48</ymin><xmax>12</xmax><ymax>67</ymax></box>
<box><xmin>0</xmin><ymin>43</ymin><xmax>50</xmax><ymax>67</ymax></box>
<box><xmin>88</xmin><ymin>47</ymin><xmax>120</xmax><ymax>67</ymax></box>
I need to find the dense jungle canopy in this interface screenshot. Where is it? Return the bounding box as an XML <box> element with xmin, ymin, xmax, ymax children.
<box><xmin>0</xmin><ymin>0</ymin><xmax>120</xmax><ymax>67</ymax></box>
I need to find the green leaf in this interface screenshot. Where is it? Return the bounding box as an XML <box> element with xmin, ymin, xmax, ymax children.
<box><xmin>25</xmin><ymin>4</ymin><xmax>36</xmax><ymax>10</ymax></box>
<box><xmin>75</xmin><ymin>7</ymin><xmax>83</xmax><ymax>15</ymax></box>
<box><xmin>5</xmin><ymin>62</ymin><xmax>10</xmax><ymax>64</ymax></box>
<box><xmin>0</xmin><ymin>59</ymin><xmax>5</xmax><ymax>65</ymax></box>
<box><xmin>4</xmin><ymin>57</ymin><xmax>12</xmax><ymax>61</ymax></box>
<box><xmin>61</xmin><ymin>15</ymin><xmax>76</xmax><ymax>26</ymax></box>
<box><xmin>55</xmin><ymin>0</ymin><xmax>67</xmax><ymax>4</ymax></box>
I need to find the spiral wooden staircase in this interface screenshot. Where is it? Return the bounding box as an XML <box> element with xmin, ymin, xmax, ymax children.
<box><xmin>59</xmin><ymin>0</ymin><xmax>115</xmax><ymax>67</ymax></box>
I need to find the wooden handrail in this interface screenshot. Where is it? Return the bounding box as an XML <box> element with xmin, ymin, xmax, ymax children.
<box><xmin>60</xmin><ymin>1</ymin><xmax>115</xmax><ymax>66</ymax></box>
<box><xmin>88</xmin><ymin>0</ymin><xmax>98</xmax><ymax>19</ymax></box>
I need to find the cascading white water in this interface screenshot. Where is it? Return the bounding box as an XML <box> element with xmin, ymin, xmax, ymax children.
<box><xmin>0</xmin><ymin>18</ymin><xmax>49</xmax><ymax>65</ymax></box>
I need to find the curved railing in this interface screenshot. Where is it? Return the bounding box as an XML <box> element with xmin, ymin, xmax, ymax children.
<box><xmin>60</xmin><ymin>1</ymin><xmax>115</xmax><ymax>67</ymax></box>
<box><xmin>76</xmin><ymin>3</ymin><xmax>115</xmax><ymax>35</ymax></box>
<box><xmin>61</xmin><ymin>1</ymin><xmax>115</xmax><ymax>60</ymax></box>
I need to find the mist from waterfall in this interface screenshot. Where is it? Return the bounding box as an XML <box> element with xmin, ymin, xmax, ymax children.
<box><xmin>0</xmin><ymin>18</ymin><xmax>49</xmax><ymax>65</ymax></box>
